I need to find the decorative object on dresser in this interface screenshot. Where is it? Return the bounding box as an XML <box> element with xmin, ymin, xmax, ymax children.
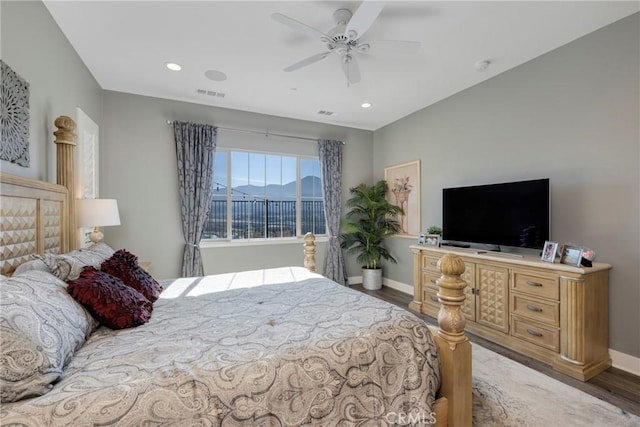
<box><xmin>427</xmin><ymin>225</ymin><xmax>443</xmax><ymax>236</ymax></box>
<box><xmin>384</xmin><ymin>160</ymin><xmax>421</xmax><ymax>236</ymax></box>
<box><xmin>341</xmin><ymin>181</ymin><xmax>402</xmax><ymax>290</ymax></box>
<box><xmin>0</xmin><ymin>60</ymin><xmax>30</xmax><ymax>167</ymax></box>
<box><xmin>425</xmin><ymin>234</ymin><xmax>441</xmax><ymax>247</ymax></box>
<box><xmin>411</xmin><ymin>245</ymin><xmax>612</xmax><ymax>381</ymax></box>
<box><xmin>559</xmin><ymin>244</ymin><xmax>583</xmax><ymax>267</ymax></box>
<box><xmin>76</xmin><ymin>198</ymin><xmax>121</xmax><ymax>244</ymax></box>
<box><xmin>540</xmin><ymin>240</ymin><xmax>558</xmax><ymax>263</ymax></box>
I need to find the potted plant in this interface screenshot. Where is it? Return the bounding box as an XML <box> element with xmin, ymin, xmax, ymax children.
<box><xmin>427</xmin><ymin>225</ymin><xmax>442</xmax><ymax>236</ymax></box>
<box><xmin>340</xmin><ymin>180</ymin><xmax>402</xmax><ymax>290</ymax></box>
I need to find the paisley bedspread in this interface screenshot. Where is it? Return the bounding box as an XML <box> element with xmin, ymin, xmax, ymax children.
<box><xmin>1</xmin><ymin>267</ymin><xmax>440</xmax><ymax>426</ymax></box>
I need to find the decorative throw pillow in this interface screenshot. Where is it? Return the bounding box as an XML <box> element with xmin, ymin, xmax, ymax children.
<box><xmin>0</xmin><ymin>271</ymin><xmax>96</xmax><ymax>403</ymax></box>
<box><xmin>101</xmin><ymin>249</ymin><xmax>162</xmax><ymax>302</ymax></box>
<box><xmin>12</xmin><ymin>258</ymin><xmax>50</xmax><ymax>276</ymax></box>
<box><xmin>35</xmin><ymin>253</ymin><xmax>84</xmax><ymax>281</ymax></box>
<box><xmin>84</xmin><ymin>242</ymin><xmax>116</xmax><ymax>260</ymax></box>
<box><xmin>67</xmin><ymin>267</ymin><xmax>153</xmax><ymax>330</ymax></box>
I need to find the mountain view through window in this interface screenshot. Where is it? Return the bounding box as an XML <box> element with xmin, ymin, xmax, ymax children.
<box><xmin>203</xmin><ymin>151</ymin><xmax>325</xmax><ymax>240</ymax></box>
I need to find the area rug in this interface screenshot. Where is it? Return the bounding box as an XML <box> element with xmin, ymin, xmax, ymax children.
<box><xmin>472</xmin><ymin>343</ymin><xmax>639</xmax><ymax>426</ymax></box>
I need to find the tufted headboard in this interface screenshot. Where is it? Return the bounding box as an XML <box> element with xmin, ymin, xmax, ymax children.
<box><xmin>0</xmin><ymin>173</ymin><xmax>69</xmax><ymax>275</ymax></box>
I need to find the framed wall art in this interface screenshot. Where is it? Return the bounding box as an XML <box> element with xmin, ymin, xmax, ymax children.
<box><xmin>384</xmin><ymin>160</ymin><xmax>421</xmax><ymax>237</ymax></box>
<box><xmin>0</xmin><ymin>60</ymin><xmax>30</xmax><ymax>167</ymax></box>
<box><xmin>75</xmin><ymin>108</ymin><xmax>100</xmax><ymax>248</ymax></box>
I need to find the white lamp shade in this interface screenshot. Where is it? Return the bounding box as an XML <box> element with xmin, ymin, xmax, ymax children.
<box><xmin>77</xmin><ymin>199</ymin><xmax>121</xmax><ymax>228</ymax></box>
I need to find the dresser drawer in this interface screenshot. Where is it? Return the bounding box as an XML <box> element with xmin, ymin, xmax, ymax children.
<box><xmin>512</xmin><ymin>271</ymin><xmax>559</xmax><ymax>300</ymax></box>
<box><xmin>422</xmin><ymin>271</ymin><xmax>441</xmax><ymax>288</ymax></box>
<box><xmin>422</xmin><ymin>286</ymin><xmax>441</xmax><ymax>312</ymax></box>
<box><xmin>511</xmin><ymin>317</ymin><xmax>559</xmax><ymax>351</ymax></box>
<box><xmin>511</xmin><ymin>294</ymin><xmax>559</xmax><ymax>326</ymax></box>
<box><xmin>422</xmin><ymin>255</ymin><xmax>441</xmax><ymax>273</ymax></box>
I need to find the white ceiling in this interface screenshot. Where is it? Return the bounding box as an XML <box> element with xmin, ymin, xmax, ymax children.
<box><xmin>44</xmin><ymin>1</ymin><xmax>638</xmax><ymax>131</ymax></box>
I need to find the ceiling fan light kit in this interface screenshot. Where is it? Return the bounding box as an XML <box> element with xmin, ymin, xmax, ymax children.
<box><xmin>272</xmin><ymin>1</ymin><xmax>420</xmax><ymax>85</ymax></box>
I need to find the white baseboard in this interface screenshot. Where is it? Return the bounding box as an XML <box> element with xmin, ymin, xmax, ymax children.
<box><xmin>351</xmin><ymin>276</ymin><xmax>640</xmax><ymax>377</ymax></box>
<box><xmin>348</xmin><ymin>276</ymin><xmax>362</xmax><ymax>285</ymax></box>
<box><xmin>348</xmin><ymin>276</ymin><xmax>414</xmax><ymax>295</ymax></box>
<box><xmin>382</xmin><ymin>277</ymin><xmax>414</xmax><ymax>295</ymax></box>
<box><xmin>610</xmin><ymin>349</ymin><xmax>640</xmax><ymax>376</ymax></box>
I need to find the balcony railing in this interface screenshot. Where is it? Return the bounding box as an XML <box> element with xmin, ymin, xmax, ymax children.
<box><xmin>203</xmin><ymin>199</ymin><xmax>325</xmax><ymax>239</ymax></box>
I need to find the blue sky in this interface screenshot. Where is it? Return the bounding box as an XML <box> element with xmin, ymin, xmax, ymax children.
<box><xmin>213</xmin><ymin>151</ymin><xmax>320</xmax><ymax>191</ymax></box>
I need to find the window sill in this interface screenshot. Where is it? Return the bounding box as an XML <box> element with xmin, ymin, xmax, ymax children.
<box><xmin>199</xmin><ymin>236</ymin><xmax>328</xmax><ymax>249</ymax></box>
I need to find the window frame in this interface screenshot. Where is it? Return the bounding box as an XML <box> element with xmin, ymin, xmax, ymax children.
<box><xmin>201</xmin><ymin>147</ymin><xmax>326</xmax><ymax>244</ymax></box>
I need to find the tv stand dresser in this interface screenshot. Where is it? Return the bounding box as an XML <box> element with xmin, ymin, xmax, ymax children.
<box><xmin>410</xmin><ymin>245</ymin><xmax>612</xmax><ymax>381</ymax></box>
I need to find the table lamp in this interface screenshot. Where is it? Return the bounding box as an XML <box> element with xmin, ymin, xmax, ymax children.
<box><xmin>77</xmin><ymin>198</ymin><xmax>121</xmax><ymax>243</ymax></box>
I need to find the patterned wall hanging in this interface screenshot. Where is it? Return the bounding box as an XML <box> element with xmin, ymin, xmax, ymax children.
<box><xmin>1</xmin><ymin>60</ymin><xmax>30</xmax><ymax>167</ymax></box>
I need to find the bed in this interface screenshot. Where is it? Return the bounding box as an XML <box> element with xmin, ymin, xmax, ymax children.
<box><xmin>0</xmin><ymin>116</ymin><xmax>471</xmax><ymax>426</ymax></box>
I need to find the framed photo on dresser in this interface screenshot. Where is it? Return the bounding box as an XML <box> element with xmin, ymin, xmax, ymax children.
<box><xmin>560</xmin><ymin>245</ymin><xmax>584</xmax><ymax>267</ymax></box>
<box><xmin>541</xmin><ymin>241</ymin><xmax>558</xmax><ymax>263</ymax></box>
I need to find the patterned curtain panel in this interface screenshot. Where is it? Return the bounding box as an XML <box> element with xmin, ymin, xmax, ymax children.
<box><xmin>174</xmin><ymin>121</ymin><xmax>217</xmax><ymax>277</ymax></box>
<box><xmin>318</xmin><ymin>139</ymin><xmax>348</xmax><ymax>285</ymax></box>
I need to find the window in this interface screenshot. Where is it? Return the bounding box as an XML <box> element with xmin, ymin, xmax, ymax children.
<box><xmin>203</xmin><ymin>150</ymin><xmax>325</xmax><ymax>240</ymax></box>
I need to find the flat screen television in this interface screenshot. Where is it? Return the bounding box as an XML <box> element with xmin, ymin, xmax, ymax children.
<box><xmin>442</xmin><ymin>178</ymin><xmax>550</xmax><ymax>250</ymax></box>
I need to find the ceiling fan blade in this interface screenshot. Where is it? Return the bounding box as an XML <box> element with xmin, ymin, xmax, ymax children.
<box><xmin>344</xmin><ymin>1</ymin><xmax>385</xmax><ymax>41</ymax></box>
<box><xmin>358</xmin><ymin>40</ymin><xmax>421</xmax><ymax>55</ymax></box>
<box><xmin>342</xmin><ymin>56</ymin><xmax>361</xmax><ymax>84</ymax></box>
<box><xmin>272</xmin><ymin>13</ymin><xmax>330</xmax><ymax>41</ymax></box>
<box><xmin>284</xmin><ymin>51</ymin><xmax>332</xmax><ymax>72</ymax></box>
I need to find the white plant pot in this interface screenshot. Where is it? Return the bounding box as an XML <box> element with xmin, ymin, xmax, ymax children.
<box><xmin>362</xmin><ymin>268</ymin><xmax>382</xmax><ymax>290</ymax></box>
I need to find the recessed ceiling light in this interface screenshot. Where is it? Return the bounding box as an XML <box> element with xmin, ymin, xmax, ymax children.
<box><xmin>165</xmin><ymin>62</ymin><xmax>182</xmax><ymax>71</ymax></box>
<box><xmin>361</xmin><ymin>102</ymin><xmax>372</xmax><ymax>108</ymax></box>
<box><xmin>205</xmin><ymin>69</ymin><xmax>227</xmax><ymax>82</ymax></box>
<box><xmin>474</xmin><ymin>60</ymin><xmax>491</xmax><ymax>71</ymax></box>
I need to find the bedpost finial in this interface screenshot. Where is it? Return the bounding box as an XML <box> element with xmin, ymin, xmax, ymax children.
<box><xmin>303</xmin><ymin>232</ymin><xmax>316</xmax><ymax>272</ymax></box>
<box><xmin>436</xmin><ymin>253</ymin><xmax>468</xmax><ymax>344</ymax></box>
<box><xmin>437</xmin><ymin>253</ymin><xmax>465</xmax><ymax>277</ymax></box>
<box><xmin>54</xmin><ymin>116</ymin><xmax>77</xmax><ymax>146</ymax></box>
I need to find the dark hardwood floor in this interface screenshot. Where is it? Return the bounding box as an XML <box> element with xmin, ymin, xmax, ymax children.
<box><xmin>351</xmin><ymin>284</ymin><xmax>640</xmax><ymax>417</ymax></box>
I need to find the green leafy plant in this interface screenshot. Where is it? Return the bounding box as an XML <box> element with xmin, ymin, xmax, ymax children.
<box><xmin>340</xmin><ymin>180</ymin><xmax>403</xmax><ymax>269</ymax></box>
<box><xmin>427</xmin><ymin>225</ymin><xmax>442</xmax><ymax>235</ymax></box>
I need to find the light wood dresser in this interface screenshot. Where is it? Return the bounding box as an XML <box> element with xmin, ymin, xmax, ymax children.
<box><xmin>410</xmin><ymin>245</ymin><xmax>612</xmax><ymax>381</ymax></box>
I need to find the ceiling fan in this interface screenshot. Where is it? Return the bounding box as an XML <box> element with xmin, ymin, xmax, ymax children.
<box><xmin>272</xmin><ymin>1</ymin><xmax>420</xmax><ymax>85</ymax></box>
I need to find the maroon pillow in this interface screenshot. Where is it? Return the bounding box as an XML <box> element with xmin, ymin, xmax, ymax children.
<box><xmin>67</xmin><ymin>267</ymin><xmax>153</xmax><ymax>329</ymax></box>
<box><xmin>101</xmin><ymin>249</ymin><xmax>162</xmax><ymax>302</ymax></box>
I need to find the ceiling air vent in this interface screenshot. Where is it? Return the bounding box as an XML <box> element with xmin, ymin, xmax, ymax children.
<box><xmin>196</xmin><ymin>89</ymin><xmax>226</xmax><ymax>98</ymax></box>
<box><xmin>317</xmin><ymin>110</ymin><xmax>334</xmax><ymax>116</ymax></box>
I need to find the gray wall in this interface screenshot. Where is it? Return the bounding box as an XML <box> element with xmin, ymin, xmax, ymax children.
<box><xmin>102</xmin><ymin>91</ymin><xmax>373</xmax><ymax>280</ymax></box>
<box><xmin>0</xmin><ymin>0</ymin><xmax>102</xmax><ymax>181</ymax></box>
<box><xmin>373</xmin><ymin>14</ymin><xmax>640</xmax><ymax>357</ymax></box>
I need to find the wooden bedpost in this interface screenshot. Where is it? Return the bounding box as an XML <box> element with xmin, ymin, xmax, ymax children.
<box><xmin>303</xmin><ymin>232</ymin><xmax>316</xmax><ymax>272</ymax></box>
<box><xmin>54</xmin><ymin>116</ymin><xmax>77</xmax><ymax>250</ymax></box>
<box><xmin>435</xmin><ymin>253</ymin><xmax>472</xmax><ymax>427</ymax></box>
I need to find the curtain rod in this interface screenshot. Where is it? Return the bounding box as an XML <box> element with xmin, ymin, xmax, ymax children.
<box><xmin>166</xmin><ymin>120</ymin><xmax>344</xmax><ymax>144</ymax></box>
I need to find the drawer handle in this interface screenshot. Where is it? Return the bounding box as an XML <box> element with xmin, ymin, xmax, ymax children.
<box><xmin>526</xmin><ymin>305</ymin><xmax>542</xmax><ymax>312</ymax></box>
<box><xmin>526</xmin><ymin>280</ymin><xmax>543</xmax><ymax>287</ymax></box>
<box><xmin>527</xmin><ymin>329</ymin><xmax>543</xmax><ymax>337</ymax></box>
<box><xmin>430</xmin><ymin>296</ymin><xmax>439</xmax><ymax>302</ymax></box>
<box><xmin>430</xmin><ymin>262</ymin><xmax>438</xmax><ymax>267</ymax></box>
<box><xmin>430</xmin><ymin>279</ymin><xmax>437</xmax><ymax>284</ymax></box>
